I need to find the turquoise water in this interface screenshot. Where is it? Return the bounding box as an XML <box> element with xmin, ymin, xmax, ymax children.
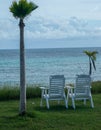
<box><xmin>0</xmin><ymin>47</ymin><xmax>101</xmax><ymax>86</ymax></box>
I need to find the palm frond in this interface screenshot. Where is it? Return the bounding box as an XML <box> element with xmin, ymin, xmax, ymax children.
<box><xmin>9</xmin><ymin>0</ymin><xmax>38</xmax><ymax>19</ymax></box>
<box><xmin>84</xmin><ymin>50</ymin><xmax>91</xmax><ymax>57</ymax></box>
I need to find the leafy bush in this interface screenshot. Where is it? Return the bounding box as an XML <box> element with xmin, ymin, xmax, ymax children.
<box><xmin>0</xmin><ymin>85</ymin><xmax>41</xmax><ymax>101</ymax></box>
<box><xmin>0</xmin><ymin>81</ymin><xmax>100</xmax><ymax>101</ymax></box>
<box><xmin>92</xmin><ymin>81</ymin><xmax>101</xmax><ymax>94</ymax></box>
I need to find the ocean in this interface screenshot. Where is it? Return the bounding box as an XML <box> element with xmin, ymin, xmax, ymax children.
<box><xmin>0</xmin><ymin>47</ymin><xmax>101</xmax><ymax>86</ymax></box>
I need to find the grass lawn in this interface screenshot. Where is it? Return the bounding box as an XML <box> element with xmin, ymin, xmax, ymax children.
<box><xmin>0</xmin><ymin>94</ymin><xmax>101</xmax><ymax>130</ymax></box>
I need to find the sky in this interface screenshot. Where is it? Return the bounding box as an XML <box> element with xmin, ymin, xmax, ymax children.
<box><xmin>0</xmin><ymin>0</ymin><xmax>101</xmax><ymax>49</ymax></box>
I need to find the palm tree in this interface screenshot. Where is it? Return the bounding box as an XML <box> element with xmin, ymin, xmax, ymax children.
<box><xmin>84</xmin><ymin>50</ymin><xmax>98</xmax><ymax>75</ymax></box>
<box><xmin>9</xmin><ymin>0</ymin><xmax>38</xmax><ymax>115</ymax></box>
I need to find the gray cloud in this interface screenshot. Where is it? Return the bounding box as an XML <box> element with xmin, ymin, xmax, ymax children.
<box><xmin>0</xmin><ymin>16</ymin><xmax>101</xmax><ymax>40</ymax></box>
<box><xmin>25</xmin><ymin>16</ymin><xmax>101</xmax><ymax>39</ymax></box>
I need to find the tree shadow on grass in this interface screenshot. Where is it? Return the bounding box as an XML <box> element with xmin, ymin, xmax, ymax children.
<box><xmin>0</xmin><ymin>111</ymin><xmax>37</xmax><ymax>122</ymax></box>
<box><xmin>34</xmin><ymin>102</ymin><xmax>93</xmax><ymax>113</ymax></box>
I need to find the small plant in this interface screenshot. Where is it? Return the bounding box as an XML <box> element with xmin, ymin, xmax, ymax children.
<box><xmin>84</xmin><ymin>50</ymin><xmax>98</xmax><ymax>75</ymax></box>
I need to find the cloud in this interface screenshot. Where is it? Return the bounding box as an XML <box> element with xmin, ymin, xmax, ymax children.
<box><xmin>25</xmin><ymin>16</ymin><xmax>101</xmax><ymax>39</ymax></box>
<box><xmin>0</xmin><ymin>16</ymin><xmax>101</xmax><ymax>41</ymax></box>
<box><xmin>0</xmin><ymin>19</ymin><xmax>18</xmax><ymax>40</ymax></box>
<box><xmin>81</xmin><ymin>0</ymin><xmax>101</xmax><ymax>4</ymax></box>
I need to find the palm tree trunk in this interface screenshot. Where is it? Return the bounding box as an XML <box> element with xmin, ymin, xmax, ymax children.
<box><xmin>19</xmin><ymin>19</ymin><xmax>26</xmax><ymax>115</ymax></box>
<box><xmin>89</xmin><ymin>57</ymin><xmax>92</xmax><ymax>75</ymax></box>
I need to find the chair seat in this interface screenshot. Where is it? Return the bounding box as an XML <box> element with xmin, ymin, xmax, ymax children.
<box><xmin>43</xmin><ymin>94</ymin><xmax>65</xmax><ymax>100</ymax></box>
<box><xmin>68</xmin><ymin>93</ymin><xmax>90</xmax><ymax>99</ymax></box>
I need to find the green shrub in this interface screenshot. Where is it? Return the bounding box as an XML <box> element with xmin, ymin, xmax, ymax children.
<box><xmin>0</xmin><ymin>85</ymin><xmax>41</xmax><ymax>101</ymax></box>
<box><xmin>26</xmin><ymin>84</ymin><xmax>41</xmax><ymax>98</ymax></box>
<box><xmin>92</xmin><ymin>81</ymin><xmax>101</xmax><ymax>94</ymax></box>
<box><xmin>0</xmin><ymin>81</ymin><xmax>100</xmax><ymax>101</ymax></box>
<box><xmin>0</xmin><ymin>86</ymin><xmax>20</xmax><ymax>101</ymax></box>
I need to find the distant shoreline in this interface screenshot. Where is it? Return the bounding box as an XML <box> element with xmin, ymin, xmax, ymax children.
<box><xmin>0</xmin><ymin>46</ymin><xmax>101</xmax><ymax>50</ymax></box>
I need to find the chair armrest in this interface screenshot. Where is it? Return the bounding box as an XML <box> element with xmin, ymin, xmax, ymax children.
<box><xmin>65</xmin><ymin>85</ymin><xmax>74</xmax><ymax>94</ymax></box>
<box><xmin>40</xmin><ymin>87</ymin><xmax>49</xmax><ymax>96</ymax></box>
<box><xmin>65</xmin><ymin>85</ymin><xmax>74</xmax><ymax>90</ymax></box>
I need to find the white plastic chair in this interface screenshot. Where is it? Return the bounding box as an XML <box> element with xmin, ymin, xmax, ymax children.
<box><xmin>67</xmin><ymin>74</ymin><xmax>94</xmax><ymax>109</ymax></box>
<box><xmin>40</xmin><ymin>75</ymin><xmax>68</xmax><ymax>109</ymax></box>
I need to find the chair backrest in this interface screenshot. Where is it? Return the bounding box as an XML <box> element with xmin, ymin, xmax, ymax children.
<box><xmin>49</xmin><ymin>75</ymin><xmax>65</xmax><ymax>99</ymax></box>
<box><xmin>74</xmin><ymin>74</ymin><xmax>91</xmax><ymax>97</ymax></box>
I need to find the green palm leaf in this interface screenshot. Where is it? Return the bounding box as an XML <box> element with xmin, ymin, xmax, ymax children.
<box><xmin>9</xmin><ymin>0</ymin><xmax>38</xmax><ymax>19</ymax></box>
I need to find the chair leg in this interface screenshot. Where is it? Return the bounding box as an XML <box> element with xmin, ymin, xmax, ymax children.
<box><xmin>72</xmin><ymin>97</ymin><xmax>75</xmax><ymax>109</ymax></box>
<box><xmin>90</xmin><ymin>96</ymin><xmax>94</xmax><ymax>108</ymax></box>
<box><xmin>65</xmin><ymin>97</ymin><xmax>68</xmax><ymax>109</ymax></box>
<box><xmin>64</xmin><ymin>95</ymin><xmax>68</xmax><ymax>109</ymax></box>
<box><xmin>46</xmin><ymin>98</ymin><xmax>49</xmax><ymax>109</ymax></box>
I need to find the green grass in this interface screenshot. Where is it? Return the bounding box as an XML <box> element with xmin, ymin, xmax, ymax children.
<box><xmin>0</xmin><ymin>94</ymin><xmax>101</xmax><ymax>130</ymax></box>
